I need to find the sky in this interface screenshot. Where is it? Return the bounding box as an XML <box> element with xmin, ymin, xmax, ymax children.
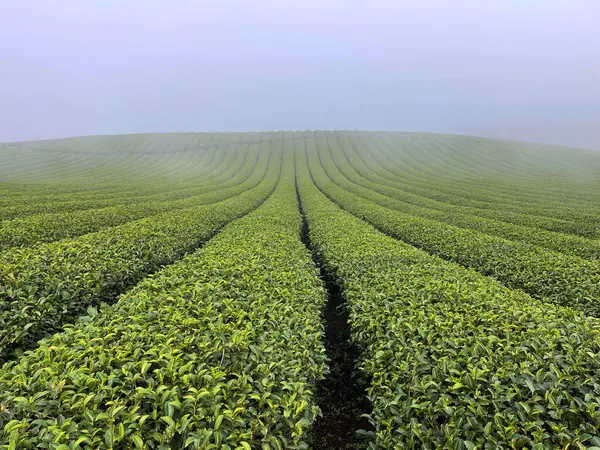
<box><xmin>1</xmin><ymin>0</ymin><xmax>599</xmax><ymax>148</ymax></box>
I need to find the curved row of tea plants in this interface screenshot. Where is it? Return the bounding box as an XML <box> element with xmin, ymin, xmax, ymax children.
<box><xmin>296</xmin><ymin>146</ymin><xmax>600</xmax><ymax>449</ymax></box>
<box><xmin>357</xmin><ymin>135</ymin><xmax>600</xmax><ymax>233</ymax></box>
<box><xmin>0</xmin><ymin>145</ymin><xmax>266</xmax><ymax>250</ymax></box>
<box><xmin>370</xmin><ymin>133</ymin><xmax>600</xmax><ymax>204</ymax></box>
<box><xmin>0</xmin><ymin>156</ymin><xmax>327</xmax><ymax>450</ymax></box>
<box><xmin>323</xmin><ymin>138</ymin><xmax>600</xmax><ymax>259</ymax></box>
<box><xmin>0</xmin><ymin>132</ymin><xmax>291</xmax><ymax>185</ymax></box>
<box><xmin>305</xmin><ymin>141</ymin><xmax>600</xmax><ymax>316</ymax></box>
<box><xmin>0</xmin><ymin>145</ymin><xmax>236</xmax><ymax>214</ymax></box>
<box><xmin>365</xmin><ymin>136</ymin><xmax>600</xmax><ymax>229</ymax></box>
<box><xmin>0</xmin><ymin>136</ymin><xmax>217</xmax><ymax>185</ymax></box>
<box><xmin>371</xmin><ymin>139</ymin><xmax>593</xmax><ymax>203</ymax></box>
<box><xmin>0</xmin><ymin>149</ymin><xmax>281</xmax><ymax>363</ymax></box>
<box><xmin>0</xmin><ymin>144</ymin><xmax>246</xmax><ymax>221</ymax></box>
<box><xmin>382</xmin><ymin>139</ymin><xmax>600</xmax><ymax>208</ymax></box>
<box><xmin>343</xmin><ymin>137</ymin><xmax>600</xmax><ymax>238</ymax></box>
<box><xmin>362</xmin><ymin>135</ymin><xmax>598</xmax><ymax>210</ymax></box>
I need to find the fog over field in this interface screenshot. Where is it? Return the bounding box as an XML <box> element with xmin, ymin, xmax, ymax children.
<box><xmin>1</xmin><ymin>0</ymin><xmax>599</xmax><ymax>148</ymax></box>
<box><xmin>2</xmin><ymin>2</ymin><xmax>600</xmax><ymax>448</ymax></box>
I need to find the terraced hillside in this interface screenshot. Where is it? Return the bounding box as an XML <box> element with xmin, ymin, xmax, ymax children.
<box><xmin>2</xmin><ymin>131</ymin><xmax>600</xmax><ymax>449</ymax></box>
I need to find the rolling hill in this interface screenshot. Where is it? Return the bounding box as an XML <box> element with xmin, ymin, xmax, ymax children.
<box><xmin>1</xmin><ymin>131</ymin><xmax>600</xmax><ymax>449</ymax></box>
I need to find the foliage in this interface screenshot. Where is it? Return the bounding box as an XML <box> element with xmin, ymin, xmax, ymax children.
<box><xmin>296</xmin><ymin>145</ymin><xmax>600</xmax><ymax>448</ymax></box>
<box><xmin>305</xmin><ymin>140</ymin><xmax>600</xmax><ymax>316</ymax></box>
<box><xmin>328</xmin><ymin>137</ymin><xmax>600</xmax><ymax>254</ymax></box>
<box><xmin>0</xmin><ymin>145</ymin><xmax>262</xmax><ymax>249</ymax></box>
<box><xmin>0</xmin><ymin>148</ymin><xmax>279</xmax><ymax>362</ymax></box>
<box><xmin>2</xmin><ymin>131</ymin><xmax>600</xmax><ymax>448</ymax></box>
<box><xmin>0</xmin><ymin>143</ymin><xmax>248</xmax><ymax>221</ymax></box>
<box><xmin>0</xmin><ymin>155</ymin><xmax>327</xmax><ymax>449</ymax></box>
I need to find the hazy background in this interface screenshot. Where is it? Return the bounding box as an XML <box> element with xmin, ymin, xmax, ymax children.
<box><xmin>1</xmin><ymin>0</ymin><xmax>598</xmax><ymax>148</ymax></box>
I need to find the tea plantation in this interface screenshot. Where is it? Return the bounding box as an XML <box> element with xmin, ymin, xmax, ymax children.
<box><xmin>1</xmin><ymin>131</ymin><xmax>600</xmax><ymax>449</ymax></box>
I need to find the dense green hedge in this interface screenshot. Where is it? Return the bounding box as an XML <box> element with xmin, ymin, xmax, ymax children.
<box><xmin>305</xmin><ymin>141</ymin><xmax>600</xmax><ymax>316</ymax></box>
<box><xmin>0</xmin><ymin>145</ymin><xmax>264</xmax><ymax>250</ymax></box>
<box><xmin>0</xmin><ymin>145</ymin><xmax>243</xmax><ymax>220</ymax></box>
<box><xmin>367</xmin><ymin>133</ymin><xmax>600</xmax><ymax>207</ymax></box>
<box><xmin>296</xmin><ymin>144</ymin><xmax>600</xmax><ymax>448</ymax></box>
<box><xmin>363</xmin><ymin>134</ymin><xmax>600</xmax><ymax>206</ymax></box>
<box><xmin>0</xmin><ymin>154</ymin><xmax>326</xmax><ymax>449</ymax></box>
<box><xmin>322</xmin><ymin>138</ymin><xmax>600</xmax><ymax>259</ymax></box>
<box><xmin>361</xmin><ymin>135</ymin><xmax>600</xmax><ymax>231</ymax></box>
<box><xmin>0</xmin><ymin>149</ymin><xmax>280</xmax><ymax>363</ymax></box>
<box><xmin>0</xmin><ymin>141</ymin><xmax>228</xmax><ymax>202</ymax></box>
<box><xmin>337</xmin><ymin>137</ymin><xmax>600</xmax><ymax>239</ymax></box>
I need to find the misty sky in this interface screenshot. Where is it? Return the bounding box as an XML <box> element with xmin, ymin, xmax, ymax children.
<box><xmin>1</xmin><ymin>0</ymin><xmax>599</xmax><ymax>148</ymax></box>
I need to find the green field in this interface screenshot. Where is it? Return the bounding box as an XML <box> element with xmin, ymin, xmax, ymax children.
<box><xmin>2</xmin><ymin>131</ymin><xmax>600</xmax><ymax>449</ymax></box>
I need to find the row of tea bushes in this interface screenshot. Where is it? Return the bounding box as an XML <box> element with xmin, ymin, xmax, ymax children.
<box><xmin>0</xmin><ymin>145</ymin><xmax>265</xmax><ymax>250</ymax></box>
<box><xmin>296</xmin><ymin>146</ymin><xmax>600</xmax><ymax>449</ymax></box>
<box><xmin>360</xmin><ymin>136</ymin><xmax>600</xmax><ymax>232</ymax></box>
<box><xmin>0</xmin><ymin>144</ymin><xmax>244</xmax><ymax>220</ymax></box>
<box><xmin>0</xmin><ymin>154</ymin><xmax>326</xmax><ymax>449</ymax></box>
<box><xmin>306</xmin><ymin>142</ymin><xmax>600</xmax><ymax>317</ymax></box>
<box><xmin>337</xmin><ymin>137</ymin><xmax>600</xmax><ymax>239</ymax></box>
<box><xmin>323</xmin><ymin>138</ymin><xmax>600</xmax><ymax>259</ymax></box>
<box><xmin>0</xmin><ymin>150</ymin><xmax>281</xmax><ymax>363</ymax></box>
